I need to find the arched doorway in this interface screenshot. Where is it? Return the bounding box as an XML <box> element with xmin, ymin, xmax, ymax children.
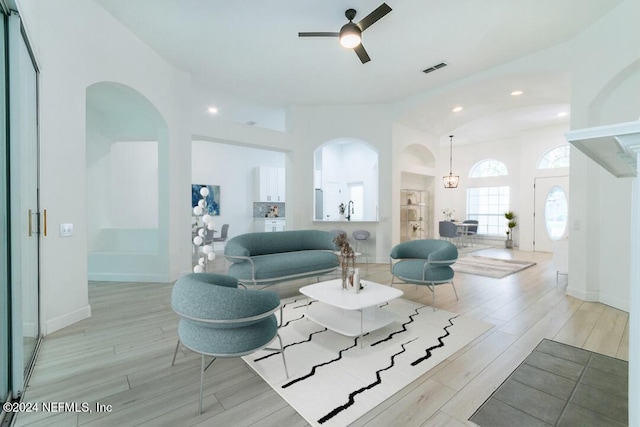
<box><xmin>86</xmin><ymin>82</ymin><xmax>169</xmax><ymax>281</ymax></box>
<box><xmin>313</xmin><ymin>138</ymin><xmax>379</xmax><ymax>222</ymax></box>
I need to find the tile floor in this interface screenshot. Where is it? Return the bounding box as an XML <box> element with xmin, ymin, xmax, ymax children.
<box><xmin>470</xmin><ymin>339</ymin><xmax>628</xmax><ymax>426</ymax></box>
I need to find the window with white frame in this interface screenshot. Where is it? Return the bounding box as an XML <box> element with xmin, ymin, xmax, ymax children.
<box><xmin>467</xmin><ymin>186</ymin><xmax>510</xmax><ymax>236</ymax></box>
<box><xmin>538</xmin><ymin>145</ymin><xmax>570</xmax><ymax>169</ymax></box>
<box><xmin>469</xmin><ymin>159</ymin><xmax>508</xmax><ymax>178</ymax></box>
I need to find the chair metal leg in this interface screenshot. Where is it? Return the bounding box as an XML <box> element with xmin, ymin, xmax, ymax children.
<box><xmin>277</xmin><ymin>333</ymin><xmax>290</xmax><ymax>378</ymax></box>
<box><xmin>171</xmin><ymin>340</ymin><xmax>180</xmax><ymax>366</ymax></box>
<box><xmin>428</xmin><ymin>284</ymin><xmax>436</xmax><ymax>311</ymax></box>
<box><xmin>451</xmin><ymin>281</ymin><xmax>459</xmax><ymax>300</ymax></box>
<box><xmin>199</xmin><ymin>354</ymin><xmax>205</xmax><ymax>415</ymax></box>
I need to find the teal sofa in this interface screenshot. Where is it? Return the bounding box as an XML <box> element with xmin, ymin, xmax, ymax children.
<box><xmin>389</xmin><ymin>239</ymin><xmax>459</xmax><ymax>310</ymax></box>
<box><xmin>224</xmin><ymin>230</ymin><xmax>339</xmax><ymax>288</ymax></box>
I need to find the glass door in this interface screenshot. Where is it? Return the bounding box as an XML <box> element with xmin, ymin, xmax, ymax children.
<box><xmin>1</xmin><ymin>10</ymin><xmax>9</xmax><ymax>409</ymax></box>
<box><xmin>8</xmin><ymin>13</ymin><xmax>40</xmax><ymax>396</ymax></box>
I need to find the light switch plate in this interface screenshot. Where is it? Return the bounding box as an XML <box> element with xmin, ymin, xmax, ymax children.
<box><xmin>60</xmin><ymin>223</ymin><xmax>73</xmax><ymax>237</ymax></box>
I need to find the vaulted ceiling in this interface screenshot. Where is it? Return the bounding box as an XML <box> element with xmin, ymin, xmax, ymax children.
<box><xmin>94</xmin><ymin>0</ymin><xmax>621</xmax><ymax>143</ymax></box>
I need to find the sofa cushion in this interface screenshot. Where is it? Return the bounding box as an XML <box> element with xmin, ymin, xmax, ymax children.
<box><xmin>391</xmin><ymin>259</ymin><xmax>455</xmax><ymax>284</ymax></box>
<box><xmin>179</xmin><ymin>315</ymin><xmax>278</xmax><ymax>356</ymax></box>
<box><xmin>225</xmin><ymin>230</ymin><xmax>338</xmax><ymax>260</ymax></box>
<box><xmin>228</xmin><ymin>250</ymin><xmax>339</xmax><ymax>283</ymax></box>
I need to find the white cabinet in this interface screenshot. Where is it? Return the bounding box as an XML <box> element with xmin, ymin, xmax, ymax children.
<box><xmin>264</xmin><ymin>219</ymin><xmax>285</xmax><ymax>232</ymax></box>
<box><xmin>257</xmin><ymin>167</ymin><xmax>285</xmax><ymax>202</ymax></box>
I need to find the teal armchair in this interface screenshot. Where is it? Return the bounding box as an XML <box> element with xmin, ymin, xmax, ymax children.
<box><xmin>390</xmin><ymin>239</ymin><xmax>459</xmax><ymax>310</ymax></box>
<box><xmin>171</xmin><ymin>273</ymin><xmax>288</xmax><ymax>414</ymax></box>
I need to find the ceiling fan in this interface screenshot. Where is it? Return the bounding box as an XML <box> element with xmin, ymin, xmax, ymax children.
<box><xmin>298</xmin><ymin>3</ymin><xmax>392</xmax><ymax>64</ymax></box>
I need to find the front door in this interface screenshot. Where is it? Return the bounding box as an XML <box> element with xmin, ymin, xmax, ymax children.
<box><xmin>533</xmin><ymin>176</ymin><xmax>569</xmax><ymax>252</ymax></box>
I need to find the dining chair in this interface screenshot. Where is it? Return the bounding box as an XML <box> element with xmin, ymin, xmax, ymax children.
<box><xmin>212</xmin><ymin>224</ymin><xmax>229</xmax><ymax>247</ymax></box>
<box><xmin>462</xmin><ymin>220</ymin><xmax>479</xmax><ymax>246</ymax></box>
<box><xmin>438</xmin><ymin>221</ymin><xmax>459</xmax><ymax>245</ymax></box>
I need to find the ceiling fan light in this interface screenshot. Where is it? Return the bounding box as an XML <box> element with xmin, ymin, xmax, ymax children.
<box><xmin>339</xmin><ymin>23</ymin><xmax>361</xmax><ymax>48</ymax></box>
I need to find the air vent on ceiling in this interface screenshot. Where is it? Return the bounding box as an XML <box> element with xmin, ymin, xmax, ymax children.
<box><xmin>423</xmin><ymin>62</ymin><xmax>448</xmax><ymax>74</ymax></box>
<box><xmin>246</xmin><ymin>121</ymin><xmax>257</xmax><ymax>126</ymax></box>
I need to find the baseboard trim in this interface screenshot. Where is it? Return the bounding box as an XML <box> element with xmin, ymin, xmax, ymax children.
<box><xmin>598</xmin><ymin>293</ymin><xmax>629</xmax><ymax>312</ymax></box>
<box><xmin>565</xmin><ymin>287</ymin><xmax>595</xmax><ymax>301</ymax></box>
<box><xmin>45</xmin><ymin>304</ymin><xmax>91</xmax><ymax>335</ymax></box>
<box><xmin>566</xmin><ymin>287</ymin><xmax>629</xmax><ymax>312</ymax></box>
<box><xmin>88</xmin><ymin>273</ymin><xmax>169</xmax><ymax>282</ymax></box>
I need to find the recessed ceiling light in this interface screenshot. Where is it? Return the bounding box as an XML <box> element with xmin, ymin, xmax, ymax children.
<box><xmin>511</xmin><ymin>90</ymin><xmax>523</xmax><ymax>96</ymax></box>
<box><xmin>452</xmin><ymin>106</ymin><xmax>463</xmax><ymax>113</ymax></box>
<box><xmin>207</xmin><ymin>107</ymin><xmax>219</xmax><ymax>114</ymax></box>
<box><xmin>557</xmin><ymin>112</ymin><xmax>568</xmax><ymax>117</ymax></box>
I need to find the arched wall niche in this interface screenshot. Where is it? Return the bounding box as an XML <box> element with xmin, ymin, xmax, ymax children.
<box><xmin>399</xmin><ymin>144</ymin><xmax>436</xmax><ymax>238</ymax></box>
<box><xmin>86</xmin><ymin>81</ymin><xmax>170</xmax><ymax>282</ymax></box>
<box><xmin>588</xmin><ymin>58</ymin><xmax>640</xmax><ymax>126</ymax></box>
<box><xmin>313</xmin><ymin>137</ymin><xmax>379</xmax><ymax>221</ymax></box>
<box><xmin>400</xmin><ymin>143</ymin><xmax>436</xmax><ymax>171</ymax></box>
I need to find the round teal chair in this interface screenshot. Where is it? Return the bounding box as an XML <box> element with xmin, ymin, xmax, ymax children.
<box><xmin>171</xmin><ymin>273</ymin><xmax>288</xmax><ymax>414</ymax></box>
<box><xmin>389</xmin><ymin>239</ymin><xmax>459</xmax><ymax>311</ymax></box>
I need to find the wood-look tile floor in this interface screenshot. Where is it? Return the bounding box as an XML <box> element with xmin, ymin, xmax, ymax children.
<box><xmin>15</xmin><ymin>247</ymin><xmax>629</xmax><ymax>426</ymax></box>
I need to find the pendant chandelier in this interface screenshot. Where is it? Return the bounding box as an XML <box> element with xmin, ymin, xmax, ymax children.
<box><xmin>443</xmin><ymin>134</ymin><xmax>459</xmax><ymax>189</ymax></box>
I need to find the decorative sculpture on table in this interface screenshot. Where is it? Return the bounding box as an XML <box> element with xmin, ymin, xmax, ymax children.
<box><xmin>333</xmin><ymin>233</ymin><xmax>360</xmax><ymax>292</ymax></box>
<box><xmin>192</xmin><ymin>187</ymin><xmax>217</xmax><ymax>273</ymax></box>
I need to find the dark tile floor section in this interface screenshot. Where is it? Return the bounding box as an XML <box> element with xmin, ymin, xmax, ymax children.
<box><xmin>470</xmin><ymin>339</ymin><xmax>628</xmax><ymax>427</ymax></box>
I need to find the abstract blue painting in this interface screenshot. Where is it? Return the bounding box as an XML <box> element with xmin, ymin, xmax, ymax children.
<box><xmin>192</xmin><ymin>184</ymin><xmax>220</xmax><ymax>215</ymax></box>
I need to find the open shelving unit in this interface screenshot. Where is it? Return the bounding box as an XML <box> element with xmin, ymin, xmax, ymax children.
<box><xmin>400</xmin><ymin>189</ymin><xmax>427</xmax><ymax>242</ymax></box>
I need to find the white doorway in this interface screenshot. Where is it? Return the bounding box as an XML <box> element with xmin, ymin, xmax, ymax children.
<box><xmin>533</xmin><ymin>176</ymin><xmax>569</xmax><ymax>252</ymax></box>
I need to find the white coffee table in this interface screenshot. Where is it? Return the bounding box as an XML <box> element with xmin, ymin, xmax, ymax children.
<box><xmin>299</xmin><ymin>279</ymin><xmax>404</xmax><ymax>345</ymax></box>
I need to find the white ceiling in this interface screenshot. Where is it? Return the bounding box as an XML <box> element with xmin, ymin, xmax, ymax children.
<box><xmin>94</xmin><ymin>0</ymin><xmax>620</xmax><ymax>142</ymax></box>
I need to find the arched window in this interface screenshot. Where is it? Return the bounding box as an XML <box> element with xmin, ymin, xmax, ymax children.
<box><xmin>538</xmin><ymin>145</ymin><xmax>570</xmax><ymax>169</ymax></box>
<box><xmin>469</xmin><ymin>159</ymin><xmax>508</xmax><ymax>178</ymax></box>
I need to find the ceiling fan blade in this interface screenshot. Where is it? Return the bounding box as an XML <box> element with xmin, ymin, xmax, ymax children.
<box><xmin>357</xmin><ymin>3</ymin><xmax>392</xmax><ymax>32</ymax></box>
<box><xmin>353</xmin><ymin>44</ymin><xmax>371</xmax><ymax>64</ymax></box>
<box><xmin>298</xmin><ymin>32</ymin><xmax>340</xmax><ymax>37</ymax></box>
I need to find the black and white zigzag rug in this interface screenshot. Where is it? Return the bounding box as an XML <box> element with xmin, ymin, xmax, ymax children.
<box><xmin>242</xmin><ymin>296</ymin><xmax>493</xmax><ymax>426</ymax></box>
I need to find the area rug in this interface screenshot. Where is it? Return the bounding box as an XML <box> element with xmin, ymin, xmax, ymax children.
<box><xmin>470</xmin><ymin>339</ymin><xmax>628</xmax><ymax>426</ymax></box>
<box><xmin>452</xmin><ymin>255</ymin><xmax>536</xmax><ymax>278</ymax></box>
<box><xmin>243</xmin><ymin>296</ymin><xmax>493</xmax><ymax>427</ymax></box>
<box><xmin>457</xmin><ymin>244</ymin><xmax>495</xmax><ymax>256</ymax></box>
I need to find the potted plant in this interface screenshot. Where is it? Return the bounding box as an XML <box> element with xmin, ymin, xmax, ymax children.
<box><xmin>504</xmin><ymin>211</ymin><xmax>517</xmax><ymax>248</ymax></box>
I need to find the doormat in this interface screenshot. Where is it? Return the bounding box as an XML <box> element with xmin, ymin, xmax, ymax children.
<box><xmin>470</xmin><ymin>339</ymin><xmax>628</xmax><ymax>426</ymax></box>
<box><xmin>243</xmin><ymin>296</ymin><xmax>492</xmax><ymax>427</ymax></box>
<box><xmin>452</xmin><ymin>256</ymin><xmax>536</xmax><ymax>279</ymax></box>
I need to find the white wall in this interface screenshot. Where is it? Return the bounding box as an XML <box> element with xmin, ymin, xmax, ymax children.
<box><xmin>317</xmin><ymin>140</ymin><xmax>378</xmax><ymax>221</ymax></box>
<box><xmin>109</xmin><ymin>141</ymin><xmax>159</xmax><ymax>229</ymax></box>
<box><xmin>565</xmin><ymin>0</ymin><xmax>639</xmax><ymax>311</ymax></box>
<box><xmin>287</xmin><ymin>104</ymin><xmax>394</xmax><ymax>262</ymax></box>
<box><xmin>18</xmin><ymin>0</ymin><xmax>192</xmax><ymax>333</ymax></box>
<box><xmin>392</xmin><ymin>123</ymin><xmax>439</xmax><ymax>242</ymax></box>
<box><xmin>191</xmin><ymin>140</ymin><xmax>285</xmax><ymax>242</ymax></box>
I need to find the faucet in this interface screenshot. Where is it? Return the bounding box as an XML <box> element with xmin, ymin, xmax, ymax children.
<box><xmin>346</xmin><ymin>200</ymin><xmax>354</xmax><ymax>221</ymax></box>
